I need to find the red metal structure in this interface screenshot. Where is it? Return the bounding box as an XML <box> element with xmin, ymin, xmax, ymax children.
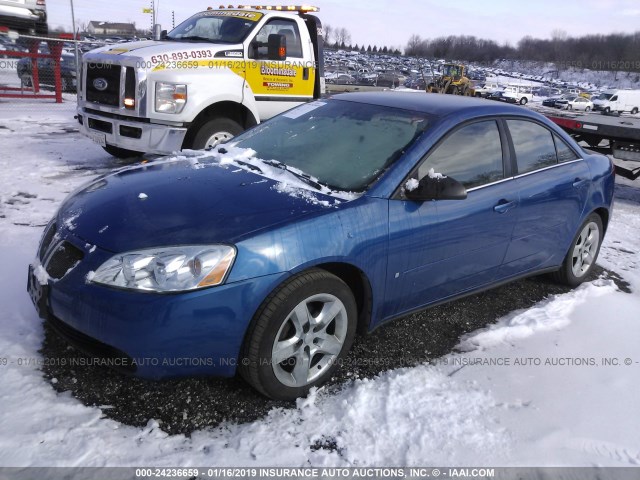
<box><xmin>0</xmin><ymin>30</ymin><xmax>74</xmax><ymax>103</ymax></box>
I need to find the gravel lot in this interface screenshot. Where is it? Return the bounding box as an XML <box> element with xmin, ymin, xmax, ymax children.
<box><xmin>40</xmin><ymin>264</ymin><xmax>626</xmax><ymax>436</ymax></box>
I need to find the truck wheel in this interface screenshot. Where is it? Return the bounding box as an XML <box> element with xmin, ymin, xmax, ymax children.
<box><xmin>239</xmin><ymin>269</ymin><xmax>357</xmax><ymax>400</ymax></box>
<box><xmin>632</xmin><ymin>107</ymin><xmax>639</xmax><ymax>115</ymax></box>
<box><xmin>603</xmin><ymin>107</ymin><xmax>610</xmax><ymax>114</ymax></box>
<box><xmin>102</xmin><ymin>145</ymin><xmax>143</xmax><ymax>160</ymax></box>
<box><xmin>191</xmin><ymin>117</ymin><xmax>243</xmax><ymax>150</ymax></box>
<box><xmin>520</xmin><ymin>97</ymin><xmax>528</xmax><ymax>105</ymax></box>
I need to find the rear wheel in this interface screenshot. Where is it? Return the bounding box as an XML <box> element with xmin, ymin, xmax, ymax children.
<box><xmin>240</xmin><ymin>269</ymin><xmax>357</xmax><ymax>400</ymax></box>
<box><xmin>631</xmin><ymin>107</ymin><xmax>639</xmax><ymax>115</ymax></box>
<box><xmin>520</xmin><ymin>97</ymin><xmax>528</xmax><ymax>105</ymax></box>
<box><xmin>552</xmin><ymin>213</ymin><xmax>603</xmax><ymax>287</ymax></box>
<box><xmin>585</xmin><ymin>106</ymin><xmax>591</xmax><ymax>112</ymax></box>
<box><xmin>102</xmin><ymin>145</ymin><xmax>144</xmax><ymax>160</ymax></box>
<box><xmin>191</xmin><ymin>117</ymin><xmax>243</xmax><ymax>150</ymax></box>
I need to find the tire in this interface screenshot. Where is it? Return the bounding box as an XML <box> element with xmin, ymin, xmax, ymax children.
<box><xmin>519</xmin><ymin>97</ymin><xmax>527</xmax><ymax>105</ymax></box>
<box><xmin>603</xmin><ymin>107</ymin><xmax>610</xmax><ymax>114</ymax></box>
<box><xmin>102</xmin><ymin>145</ymin><xmax>144</xmax><ymax>159</ymax></box>
<box><xmin>239</xmin><ymin>269</ymin><xmax>357</xmax><ymax>400</ymax></box>
<box><xmin>191</xmin><ymin>117</ymin><xmax>243</xmax><ymax>150</ymax></box>
<box><xmin>567</xmin><ymin>104</ymin><xmax>572</xmax><ymax>110</ymax></box>
<box><xmin>585</xmin><ymin>106</ymin><xmax>591</xmax><ymax>112</ymax></box>
<box><xmin>632</xmin><ymin>107</ymin><xmax>639</xmax><ymax>115</ymax></box>
<box><xmin>60</xmin><ymin>77</ymin><xmax>69</xmax><ymax>92</ymax></box>
<box><xmin>552</xmin><ymin>213</ymin><xmax>603</xmax><ymax>287</ymax></box>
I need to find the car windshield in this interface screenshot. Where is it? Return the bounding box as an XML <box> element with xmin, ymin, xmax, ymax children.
<box><xmin>231</xmin><ymin>100</ymin><xmax>432</xmax><ymax>192</ymax></box>
<box><xmin>167</xmin><ymin>10</ymin><xmax>261</xmax><ymax>43</ymax></box>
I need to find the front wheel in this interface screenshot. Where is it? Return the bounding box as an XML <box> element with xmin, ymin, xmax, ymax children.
<box><xmin>585</xmin><ymin>106</ymin><xmax>591</xmax><ymax>112</ymax></box>
<box><xmin>240</xmin><ymin>269</ymin><xmax>357</xmax><ymax>400</ymax></box>
<box><xmin>191</xmin><ymin>117</ymin><xmax>243</xmax><ymax>150</ymax></box>
<box><xmin>552</xmin><ymin>214</ymin><xmax>603</xmax><ymax>287</ymax></box>
<box><xmin>520</xmin><ymin>97</ymin><xmax>528</xmax><ymax>105</ymax></box>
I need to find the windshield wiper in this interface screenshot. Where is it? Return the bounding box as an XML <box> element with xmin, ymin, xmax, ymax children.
<box><xmin>262</xmin><ymin>159</ymin><xmax>324</xmax><ymax>191</ymax></box>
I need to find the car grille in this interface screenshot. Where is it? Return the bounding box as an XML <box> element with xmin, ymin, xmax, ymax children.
<box><xmin>86</xmin><ymin>63</ymin><xmax>121</xmax><ymax>107</ymax></box>
<box><xmin>45</xmin><ymin>241</ymin><xmax>84</xmax><ymax>280</ymax></box>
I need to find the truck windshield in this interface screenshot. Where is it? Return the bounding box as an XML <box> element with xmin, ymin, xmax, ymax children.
<box><xmin>167</xmin><ymin>13</ymin><xmax>259</xmax><ymax>44</ymax></box>
<box><xmin>231</xmin><ymin>100</ymin><xmax>432</xmax><ymax>192</ymax></box>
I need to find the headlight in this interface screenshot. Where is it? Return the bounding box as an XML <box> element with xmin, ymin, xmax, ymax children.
<box><xmin>91</xmin><ymin>245</ymin><xmax>235</xmax><ymax>292</ymax></box>
<box><xmin>155</xmin><ymin>82</ymin><xmax>187</xmax><ymax>114</ymax></box>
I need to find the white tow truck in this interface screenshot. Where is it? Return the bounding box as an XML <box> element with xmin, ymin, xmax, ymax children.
<box><xmin>76</xmin><ymin>5</ymin><xmax>325</xmax><ymax>158</ymax></box>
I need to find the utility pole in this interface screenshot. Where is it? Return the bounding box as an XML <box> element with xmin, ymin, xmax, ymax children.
<box><xmin>172</xmin><ymin>11</ymin><xmax>175</xmax><ymax>29</ymax></box>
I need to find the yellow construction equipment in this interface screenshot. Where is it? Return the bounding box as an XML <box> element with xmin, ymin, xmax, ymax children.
<box><xmin>427</xmin><ymin>63</ymin><xmax>474</xmax><ymax>96</ymax></box>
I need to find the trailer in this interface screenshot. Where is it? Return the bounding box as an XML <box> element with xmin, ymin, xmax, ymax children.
<box><xmin>534</xmin><ymin>106</ymin><xmax>640</xmax><ymax>180</ymax></box>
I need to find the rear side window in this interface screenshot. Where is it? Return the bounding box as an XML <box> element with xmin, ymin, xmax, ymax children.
<box><xmin>418</xmin><ymin>120</ymin><xmax>504</xmax><ymax>189</ymax></box>
<box><xmin>507</xmin><ymin>120</ymin><xmax>557</xmax><ymax>174</ymax></box>
<box><xmin>553</xmin><ymin>134</ymin><xmax>580</xmax><ymax>162</ymax></box>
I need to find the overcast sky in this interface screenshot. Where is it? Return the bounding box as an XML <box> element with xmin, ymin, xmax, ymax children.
<box><xmin>49</xmin><ymin>0</ymin><xmax>640</xmax><ymax>50</ymax></box>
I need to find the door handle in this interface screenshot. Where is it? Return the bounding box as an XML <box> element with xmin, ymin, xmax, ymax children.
<box><xmin>493</xmin><ymin>200</ymin><xmax>516</xmax><ymax>214</ymax></box>
<box><xmin>573</xmin><ymin>178</ymin><xmax>588</xmax><ymax>188</ymax></box>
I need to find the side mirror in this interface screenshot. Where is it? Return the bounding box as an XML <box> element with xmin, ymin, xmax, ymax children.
<box><xmin>267</xmin><ymin>33</ymin><xmax>287</xmax><ymax>60</ymax></box>
<box><xmin>405</xmin><ymin>175</ymin><xmax>467</xmax><ymax>202</ymax></box>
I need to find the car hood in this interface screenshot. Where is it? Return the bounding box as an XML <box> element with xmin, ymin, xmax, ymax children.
<box><xmin>86</xmin><ymin>40</ymin><xmax>238</xmax><ymax>62</ymax></box>
<box><xmin>57</xmin><ymin>154</ymin><xmax>345</xmax><ymax>252</ymax></box>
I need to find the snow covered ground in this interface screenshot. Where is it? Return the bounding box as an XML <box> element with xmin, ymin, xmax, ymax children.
<box><xmin>0</xmin><ymin>102</ymin><xmax>639</xmax><ymax>468</ymax></box>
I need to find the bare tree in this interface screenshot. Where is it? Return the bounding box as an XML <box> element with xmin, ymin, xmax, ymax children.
<box><xmin>323</xmin><ymin>24</ymin><xmax>334</xmax><ymax>46</ymax></box>
<box><xmin>335</xmin><ymin>27</ymin><xmax>351</xmax><ymax>48</ymax></box>
<box><xmin>405</xmin><ymin>34</ymin><xmax>424</xmax><ymax>57</ymax></box>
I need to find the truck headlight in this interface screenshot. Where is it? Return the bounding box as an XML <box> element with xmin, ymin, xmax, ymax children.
<box><xmin>155</xmin><ymin>82</ymin><xmax>187</xmax><ymax>114</ymax></box>
<box><xmin>91</xmin><ymin>245</ymin><xmax>235</xmax><ymax>292</ymax></box>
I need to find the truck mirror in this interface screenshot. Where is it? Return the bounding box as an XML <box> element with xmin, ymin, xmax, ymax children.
<box><xmin>267</xmin><ymin>34</ymin><xmax>287</xmax><ymax>61</ymax></box>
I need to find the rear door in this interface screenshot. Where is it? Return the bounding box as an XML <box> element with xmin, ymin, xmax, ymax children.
<box><xmin>500</xmin><ymin>119</ymin><xmax>590</xmax><ymax>276</ymax></box>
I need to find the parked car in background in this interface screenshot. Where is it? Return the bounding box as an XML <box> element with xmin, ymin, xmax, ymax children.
<box><xmin>542</xmin><ymin>95</ymin><xmax>570</xmax><ymax>108</ymax></box>
<box><xmin>28</xmin><ymin>94</ymin><xmax>614</xmax><ymax>400</ymax></box>
<box><xmin>502</xmin><ymin>85</ymin><xmax>533</xmax><ymax>105</ymax></box>
<box><xmin>17</xmin><ymin>54</ymin><xmax>78</xmax><ymax>93</ymax></box>
<box><xmin>0</xmin><ymin>0</ymin><xmax>47</xmax><ymax>34</ymax></box>
<box><xmin>474</xmin><ymin>82</ymin><xmax>502</xmax><ymax>98</ymax></box>
<box><xmin>487</xmin><ymin>91</ymin><xmax>516</xmax><ymax>103</ymax></box>
<box><xmin>555</xmin><ymin>95</ymin><xmax>593</xmax><ymax>111</ymax></box>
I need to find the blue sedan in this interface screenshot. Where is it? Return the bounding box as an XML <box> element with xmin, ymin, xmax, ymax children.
<box><xmin>28</xmin><ymin>93</ymin><xmax>615</xmax><ymax>400</ymax></box>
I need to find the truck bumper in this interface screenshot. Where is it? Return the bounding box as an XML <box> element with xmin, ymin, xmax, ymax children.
<box><xmin>77</xmin><ymin>108</ymin><xmax>187</xmax><ymax>155</ymax></box>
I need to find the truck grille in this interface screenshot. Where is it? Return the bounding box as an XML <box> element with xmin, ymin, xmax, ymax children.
<box><xmin>86</xmin><ymin>63</ymin><xmax>121</xmax><ymax>107</ymax></box>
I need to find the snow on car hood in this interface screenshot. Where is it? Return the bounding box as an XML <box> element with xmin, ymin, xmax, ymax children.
<box><xmin>57</xmin><ymin>148</ymin><xmax>357</xmax><ymax>252</ymax></box>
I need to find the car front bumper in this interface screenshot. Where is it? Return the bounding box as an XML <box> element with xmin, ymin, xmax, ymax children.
<box><xmin>28</xmin><ymin>231</ymin><xmax>289</xmax><ymax>379</ymax></box>
<box><xmin>77</xmin><ymin>107</ymin><xmax>187</xmax><ymax>155</ymax></box>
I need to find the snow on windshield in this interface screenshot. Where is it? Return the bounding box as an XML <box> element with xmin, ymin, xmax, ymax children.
<box><xmin>167</xmin><ymin>147</ymin><xmax>361</xmax><ymax>206</ymax></box>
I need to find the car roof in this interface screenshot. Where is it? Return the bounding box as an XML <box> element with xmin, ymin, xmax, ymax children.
<box><xmin>332</xmin><ymin>92</ymin><xmax>525</xmax><ymax>118</ymax></box>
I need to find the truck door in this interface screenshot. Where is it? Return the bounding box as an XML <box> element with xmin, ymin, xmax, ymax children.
<box><xmin>246</xmin><ymin>17</ymin><xmax>315</xmax><ymax>119</ymax></box>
